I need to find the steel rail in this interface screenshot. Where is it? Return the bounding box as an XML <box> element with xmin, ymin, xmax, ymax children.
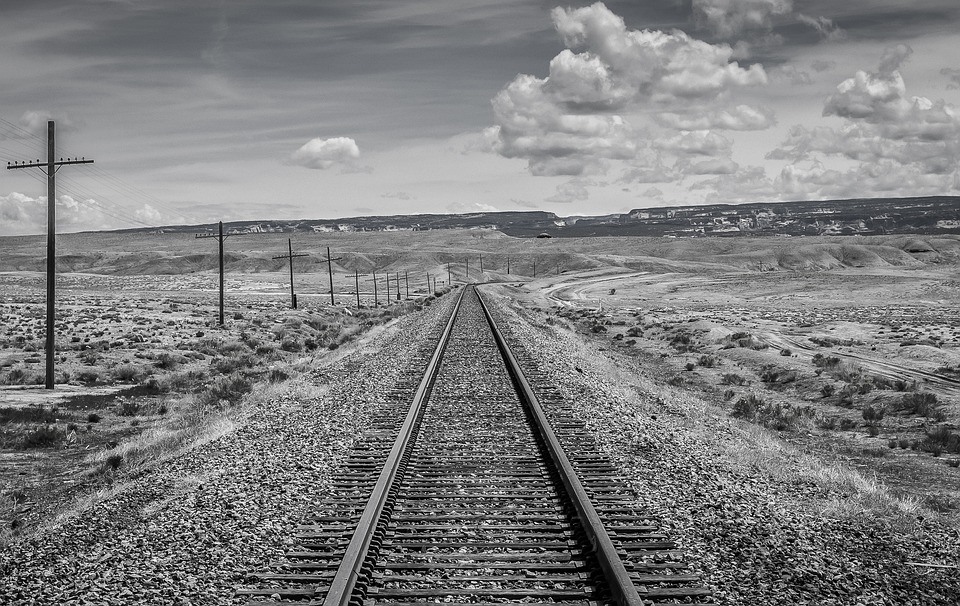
<box><xmin>475</xmin><ymin>286</ymin><xmax>647</xmax><ymax>606</ymax></box>
<box><xmin>321</xmin><ymin>287</ymin><xmax>467</xmax><ymax>606</ymax></box>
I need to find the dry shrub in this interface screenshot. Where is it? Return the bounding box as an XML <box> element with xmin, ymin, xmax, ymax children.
<box><xmin>22</xmin><ymin>425</ymin><xmax>64</xmax><ymax>448</ymax></box>
<box><xmin>197</xmin><ymin>373</ymin><xmax>253</xmax><ymax>407</ymax></box>
<box><xmin>111</xmin><ymin>363</ymin><xmax>146</xmax><ymax>383</ymax></box>
<box><xmin>896</xmin><ymin>392</ymin><xmax>944</xmax><ymax>420</ymax></box>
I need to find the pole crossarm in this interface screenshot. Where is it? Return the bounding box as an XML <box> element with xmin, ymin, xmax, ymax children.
<box><xmin>6</xmin><ymin>121</ymin><xmax>95</xmax><ymax>390</ymax></box>
<box><xmin>272</xmin><ymin>253</ymin><xmax>310</xmax><ymax>261</ymax></box>
<box><xmin>194</xmin><ymin>222</ymin><xmax>252</xmax><ymax>325</ymax></box>
<box><xmin>7</xmin><ymin>158</ymin><xmax>94</xmax><ymax>173</ymax></box>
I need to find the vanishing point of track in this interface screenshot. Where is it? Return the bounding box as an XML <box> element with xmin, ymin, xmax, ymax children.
<box><xmin>242</xmin><ymin>285</ymin><xmax>710</xmax><ymax>606</ymax></box>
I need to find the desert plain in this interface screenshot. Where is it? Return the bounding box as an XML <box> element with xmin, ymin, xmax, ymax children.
<box><xmin>0</xmin><ymin>228</ymin><xmax>958</xmax><ymax>602</ymax></box>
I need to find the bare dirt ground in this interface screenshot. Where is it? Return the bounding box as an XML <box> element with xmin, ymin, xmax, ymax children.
<box><xmin>0</xmin><ymin>269</ymin><xmax>431</xmax><ymax>543</ymax></box>
<box><xmin>518</xmin><ymin>259</ymin><xmax>960</xmax><ymax>521</ymax></box>
<box><xmin>1</xmin><ymin>229</ymin><xmax>958</xmax><ymax>603</ymax></box>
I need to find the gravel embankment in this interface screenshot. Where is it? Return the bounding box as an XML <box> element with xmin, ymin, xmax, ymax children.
<box><xmin>0</xmin><ymin>295</ymin><xmax>457</xmax><ymax>605</ymax></box>
<box><xmin>482</xmin><ymin>287</ymin><xmax>960</xmax><ymax>606</ymax></box>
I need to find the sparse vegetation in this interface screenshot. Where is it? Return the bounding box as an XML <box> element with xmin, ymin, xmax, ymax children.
<box><xmin>895</xmin><ymin>392</ymin><xmax>944</xmax><ymax>420</ymax></box>
<box><xmin>720</xmin><ymin>373</ymin><xmax>748</xmax><ymax>386</ymax></box>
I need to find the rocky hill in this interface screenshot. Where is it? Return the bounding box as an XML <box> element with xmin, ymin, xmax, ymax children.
<box><xmin>138</xmin><ymin>195</ymin><xmax>960</xmax><ymax>238</ymax></box>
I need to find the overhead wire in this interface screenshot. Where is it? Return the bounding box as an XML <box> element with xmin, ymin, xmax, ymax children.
<box><xmin>1</xmin><ymin>116</ymin><xmax>194</xmax><ymax>229</ymax></box>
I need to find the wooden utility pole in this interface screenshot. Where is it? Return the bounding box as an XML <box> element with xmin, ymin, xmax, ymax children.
<box><xmin>447</xmin><ymin>263</ymin><xmax>451</xmax><ymax>285</ymax></box>
<box><xmin>272</xmin><ymin>239</ymin><xmax>308</xmax><ymax>309</ymax></box>
<box><xmin>479</xmin><ymin>254</ymin><xmax>483</xmax><ymax>273</ymax></box>
<box><xmin>7</xmin><ymin>120</ymin><xmax>93</xmax><ymax>390</ymax></box>
<box><xmin>395</xmin><ymin>272</ymin><xmax>401</xmax><ymax>301</ymax></box>
<box><xmin>372</xmin><ymin>270</ymin><xmax>378</xmax><ymax>306</ymax></box>
<box><xmin>404</xmin><ymin>271</ymin><xmax>409</xmax><ymax>299</ymax></box>
<box><xmin>319</xmin><ymin>247</ymin><xmax>342</xmax><ymax>305</ymax></box>
<box><xmin>385</xmin><ymin>272</ymin><xmax>390</xmax><ymax>303</ymax></box>
<box><xmin>507</xmin><ymin>255</ymin><xmax>510</xmax><ymax>275</ymax></box>
<box><xmin>533</xmin><ymin>258</ymin><xmax>537</xmax><ymax>278</ymax></box>
<box><xmin>355</xmin><ymin>270</ymin><xmax>360</xmax><ymax>308</ymax></box>
<box><xmin>465</xmin><ymin>258</ymin><xmax>469</xmax><ymax>281</ymax></box>
<box><xmin>196</xmin><ymin>221</ymin><xmax>247</xmax><ymax>326</ymax></box>
<box><xmin>425</xmin><ymin>273</ymin><xmax>430</xmax><ymax>295</ymax></box>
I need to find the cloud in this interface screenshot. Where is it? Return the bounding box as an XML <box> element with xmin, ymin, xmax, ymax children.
<box><xmin>446</xmin><ymin>201</ymin><xmax>498</xmax><ymax>213</ymax></box>
<box><xmin>658</xmin><ymin>105</ymin><xmax>775</xmax><ymax>130</ymax></box>
<box><xmin>134</xmin><ymin>203</ymin><xmax>162</xmax><ymax>224</ymax></box>
<box><xmin>682</xmin><ymin>157</ymin><xmax>740</xmax><ymax>175</ymax></box>
<box><xmin>693</xmin><ymin>166</ymin><xmax>777</xmax><ymax>202</ymax></box>
<box><xmin>18</xmin><ymin>111</ymin><xmax>79</xmax><ymax>137</ymax></box>
<box><xmin>770</xmin><ymin>65</ymin><xmax>812</xmax><ymax>86</ymax></box>
<box><xmin>381</xmin><ymin>191</ymin><xmax>414</xmax><ymax>200</ymax></box>
<box><xmin>796</xmin><ymin>14</ymin><xmax>845</xmax><ymax>41</ymax></box>
<box><xmin>811</xmin><ymin>59</ymin><xmax>835</xmax><ymax>73</ymax></box>
<box><xmin>546</xmin><ymin>179</ymin><xmax>592</xmax><ymax>203</ymax></box>
<box><xmin>775</xmin><ymin>160</ymin><xmax>951</xmax><ymax>200</ymax></box>
<box><xmin>289</xmin><ymin>136</ymin><xmax>360</xmax><ymax>170</ymax></box>
<box><xmin>768</xmin><ymin>45</ymin><xmax>960</xmax><ymax>199</ymax></box>
<box><xmin>0</xmin><ymin>192</ymin><xmax>141</xmax><ymax>235</ymax></box>
<box><xmin>878</xmin><ymin>44</ymin><xmax>913</xmax><ymax>74</ymax></box>
<box><xmin>642</xmin><ymin>187</ymin><xmax>663</xmax><ymax>197</ymax></box>
<box><xmin>490</xmin><ymin>2</ymin><xmax>766</xmax><ymax>176</ymax></box>
<box><xmin>692</xmin><ymin>0</ymin><xmax>792</xmax><ymax>39</ymax></box>
<box><xmin>655</xmin><ymin>130</ymin><xmax>733</xmax><ymax>157</ymax></box>
<box><xmin>941</xmin><ymin>67</ymin><xmax>960</xmax><ymax>90</ymax></box>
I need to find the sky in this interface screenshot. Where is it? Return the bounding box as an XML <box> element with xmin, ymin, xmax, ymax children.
<box><xmin>1</xmin><ymin>0</ymin><xmax>959</xmax><ymax>235</ymax></box>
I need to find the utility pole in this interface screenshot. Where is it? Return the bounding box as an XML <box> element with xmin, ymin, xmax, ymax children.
<box><xmin>355</xmin><ymin>270</ymin><xmax>360</xmax><ymax>308</ymax></box>
<box><xmin>404</xmin><ymin>271</ymin><xmax>409</xmax><ymax>299</ymax></box>
<box><xmin>447</xmin><ymin>263</ymin><xmax>451</xmax><ymax>285</ymax></box>
<box><xmin>533</xmin><ymin>258</ymin><xmax>537</xmax><ymax>278</ymax></box>
<box><xmin>7</xmin><ymin>120</ymin><xmax>93</xmax><ymax>390</ymax></box>
<box><xmin>372</xmin><ymin>270</ymin><xmax>378</xmax><ymax>306</ymax></box>
<box><xmin>395</xmin><ymin>272</ymin><xmax>401</xmax><ymax>301</ymax></box>
<box><xmin>465</xmin><ymin>258</ymin><xmax>469</xmax><ymax>281</ymax></box>
<box><xmin>272</xmin><ymin>238</ymin><xmax>308</xmax><ymax>309</ymax></box>
<box><xmin>479</xmin><ymin>253</ymin><xmax>483</xmax><ymax>273</ymax></box>
<box><xmin>507</xmin><ymin>255</ymin><xmax>510</xmax><ymax>275</ymax></box>
<box><xmin>385</xmin><ymin>272</ymin><xmax>391</xmax><ymax>303</ymax></box>
<box><xmin>425</xmin><ymin>272</ymin><xmax>430</xmax><ymax>295</ymax></box>
<box><xmin>319</xmin><ymin>246</ymin><xmax>342</xmax><ymax>305</ymax></box>
<box><xmin>196</xmin><ymin>221</ymin><xmax>247</xmax><ymax>326</ymax></box>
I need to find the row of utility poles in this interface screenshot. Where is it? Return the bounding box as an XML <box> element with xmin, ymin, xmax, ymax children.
<box><xmin>4</xmin><ymin>119</ymin><xmax>561</xmax><ymax>392</ymax></box>
<box><xmin>191</xmin><ymin>230</ymin><xmax>566</xmax><ymax>321</ymax></box>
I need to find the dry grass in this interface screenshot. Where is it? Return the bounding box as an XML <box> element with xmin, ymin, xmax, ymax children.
<box><xmin>528</xmin><ymin>301</ymin><xmax>938</xmax><ymax>529</ymax></box>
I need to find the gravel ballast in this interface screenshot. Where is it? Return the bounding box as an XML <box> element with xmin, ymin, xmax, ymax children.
<box><xmin>0</xmin><ymin>294</ymin><xmax>457</xmax><ymax>605</ymax></box>
<box><xmin>482</xmin><ymin>286</ymin><xmax>960</xmax><ymax>606</ymax></box>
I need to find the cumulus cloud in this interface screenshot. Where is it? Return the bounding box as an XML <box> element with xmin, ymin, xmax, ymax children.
<box><xmin>768</xmin><ymin>45</ymin><xmax>960</xmax><ymax>199</ymax></box>
<box><xmin>0</xmin><ymin>192</ymin><xmax>140</xmax><ymax>235</ymax></box>
<box><xmin>655</xmin><ymin>130</ymin><xmax>734</xmax><ymax>157</ymax></box>
<box><xmin>490</xmin><ymin>2</ymin><xmax>766</xmax><ymax>176</ymax></box>
<box><xmin>289</xmin><ymin>136</ymin><xmax>360</xmax><ymax>170</ymax></box>
<box><xmin>692</xmin><ymin>0</ymin><xmax>792</xmax><ymax>39</ymax></box>
<box><xmin>656</xmin><ymin>105</ymin><xmax>775</xmax><ymax>130</ymax></box>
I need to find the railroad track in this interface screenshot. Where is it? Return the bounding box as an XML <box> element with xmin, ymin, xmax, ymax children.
<box><xmin>241</xmin><ymin>285</ymin><xmax>710</xmax><ymax>606</ymax></box>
